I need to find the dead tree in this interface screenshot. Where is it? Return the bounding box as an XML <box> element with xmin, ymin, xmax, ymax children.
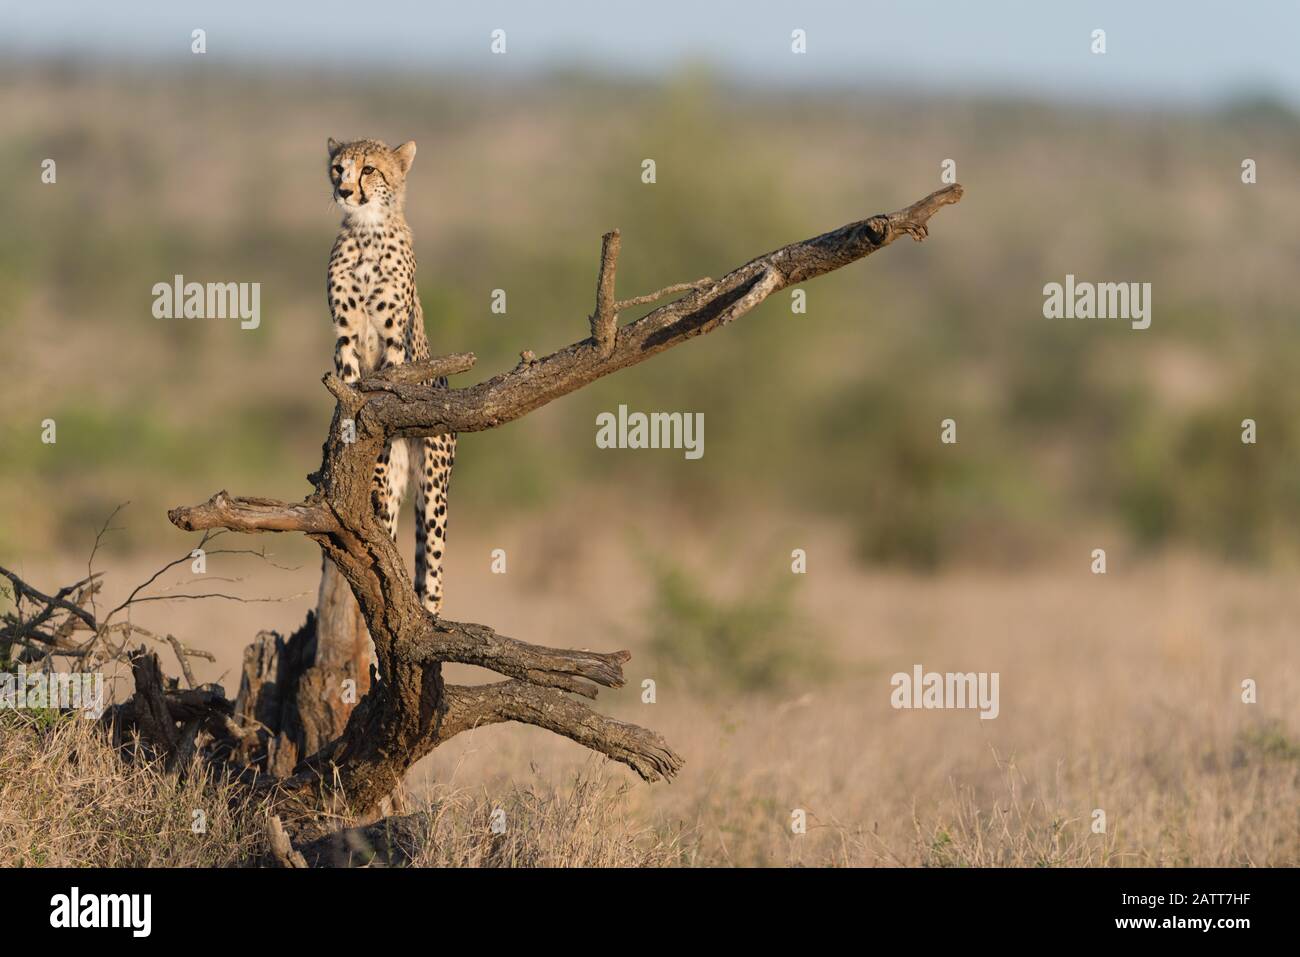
<box><xmin>168</xmin><ymin>185</ymin><xmax>963</xmax><ymax>834</ymax></box>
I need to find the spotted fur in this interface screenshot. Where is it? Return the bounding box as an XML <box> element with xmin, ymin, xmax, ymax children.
<box><xmin>326</xmin><ymin>137</ymin><xmax>453</xmax><ymax>615</ymax></box>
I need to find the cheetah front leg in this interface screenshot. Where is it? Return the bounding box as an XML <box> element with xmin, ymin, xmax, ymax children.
<box><xmin>372</xmin><ymin>438</ymin><xmax>409</xmax><ymax>543</ymax></box>
<box><xmin>369</xmin><ymin>283</ymin><xmax>416</xmax><ymax>544</ymax></box>
<box><xmin>329</xmin><ymin>277</ymin><xmax>365</xmax><ymax>386</ymax></box>
<box><xmin>331</xmin><ymin>263</ymin><xmax>409</xmax><ymax>543</ymax></box>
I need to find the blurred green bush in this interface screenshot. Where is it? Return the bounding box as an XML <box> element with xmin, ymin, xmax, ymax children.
<box><xmin>3</xmin><ymin>65</ymin><xmax>1299</xmax><ymax>567</ymax></box>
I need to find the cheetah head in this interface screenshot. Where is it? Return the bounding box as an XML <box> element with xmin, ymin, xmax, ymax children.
<box><xmin>327</xmin><ymin>138</ymin><xmax>416</xmax><ymax>223</ymax></box>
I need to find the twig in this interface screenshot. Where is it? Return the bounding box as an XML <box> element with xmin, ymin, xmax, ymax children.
<box><xmin>590</xmin><ymin>228</ymin><xmax>621</xmax><ymax>357</ymax></box>
<box><xmin>614</xmin><ymin>277</ymin><xmax>713</xmax><ymax>312</ymax></box>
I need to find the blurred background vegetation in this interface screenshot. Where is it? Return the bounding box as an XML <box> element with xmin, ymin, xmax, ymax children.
<box><xmin>4</xmin><ymin>6</ymin><xmax>1298</xmax><ymax>867</ymax></box>
<box><xmin>2</xmin><ymin>63</ymin><xmax>1299</xmax><ymax>570</ymax></box>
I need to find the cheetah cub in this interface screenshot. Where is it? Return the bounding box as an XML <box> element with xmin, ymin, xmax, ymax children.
<box><xmin>326</xmin><ymin>137</ymin><xmax>454</xmax><ymax>615</ymax></box>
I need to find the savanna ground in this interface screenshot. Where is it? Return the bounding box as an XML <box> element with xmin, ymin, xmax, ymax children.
<box><xmin>1</xmin><ymin>66</ymin><xmax>1298</xmax><ymax>866</ymax></box>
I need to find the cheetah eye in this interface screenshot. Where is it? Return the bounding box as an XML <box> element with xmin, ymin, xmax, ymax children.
<box><xmin>332</xmin><ymin>165</ymin><xmax>343</xmax><ymax>176</ymax></box>
<box><xmin>362</xmin><ymin>165</ymin><xmax>376</xmax><ymax>175</ymax></box>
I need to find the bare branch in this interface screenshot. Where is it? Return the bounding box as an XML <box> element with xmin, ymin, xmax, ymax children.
<box><xmin>397</xmin><ymin>618</ymin><xmax>630</xmax><ymax>699</ymax></box>
<box><xmin>0</xmin><ymin>565</ymin><xmax>100</xmax><ymax>631</ymax></box>
<box><xmin>168</xmin><ymin>491</ymin><xmax>339</xmax><ymax>535</ymax></box>
<box><xmin>103</xmin><ymin>528</ymin><xmax>222</xmax><ymax>622</ymax></box>
<box><xmin>98</xmin><ymin>622</ymin><xmax>217</xmax><ymax>681</ymax></box>
<box><xmin>167</xmin><ymin>634</ymin><xmax>197</xmax><ymax>688</ymax></box>
<box><xmin>123</xmin><ymin>592</ymin><xmax>308</xmax><ymax>606</ymax></box>
<box><xmin>614</xmin><ymin>276</ymin><xmax>712</xmax><ymax>312</ymax></box>
<box><xmin>358</xmin><ymin>353</ymin><xmax>478</xmax><ymax>392</ymax></box>
<box><xmin>443</xmin><ymin>681</ymin><xmax>683</xmax><ymax>783</ymax></box>
<box><xmin>85</xmin><ymin>502</ymin><xmax>129</xmax><ymax>621</ymax></box>
<box><xmin>375</xmin><ymin>185</ymin><xmax>964</xmax><ymax>440</ymax></box>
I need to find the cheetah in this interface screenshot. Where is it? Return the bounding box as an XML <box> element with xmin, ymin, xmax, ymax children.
<box><xmin>326</xmin><ymin>137</ymin><xmax>454</xmax><ymax>616</ymax></box>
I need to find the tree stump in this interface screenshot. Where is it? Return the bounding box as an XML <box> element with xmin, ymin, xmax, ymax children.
<box><xmin>232</xmin><ymin>560</ymin><xmax>371</xmax><ymax>778</ymax></box>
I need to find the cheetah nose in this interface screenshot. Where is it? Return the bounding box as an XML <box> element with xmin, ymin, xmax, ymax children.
<box><xmin>338</xmin><ymin>188</ymin><xmax>353</xmax><ymax>198</ymax></box>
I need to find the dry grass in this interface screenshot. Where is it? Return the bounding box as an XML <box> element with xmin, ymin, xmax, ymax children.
<box><xmin>398</xmin><ymin>773</ymin><xmax>690</xmax><ymax>867</ymax></box>
<box><xmin>0</xmin><ymin>711</ymin><xmax>267</xmax><ymax>867</ymax></box>
<box><xmin>4</xmin><ymin>508</ymin><xmax>1298</xmax><ymax>868</ymax></box>
<box><xmin>2</xmin><ymin>685</ymin><xmax>1295</xmax><ymax>867</ymax></box>
<box><xmin>0</xmin><ymin>710</ymin><xmax>687</xmax><ymax>867</ymax></box>
<box><xmin>406</xmin><ymin>508</ymin><xmax>1300</xmax><ymax>868</ymax></box>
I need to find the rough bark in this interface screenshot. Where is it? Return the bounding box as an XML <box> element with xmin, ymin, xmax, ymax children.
<box><xmin>167</xmin><ymin>185</ymin><xmax>963</xmax><ymax>835</ymax></box>
<box><xmin>231</xmin><ymin>616</ymin><xmax>342</xmax><ymax>778</ymax></box>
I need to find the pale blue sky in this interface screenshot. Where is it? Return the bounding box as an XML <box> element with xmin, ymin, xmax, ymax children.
<box><xmin>2</xmin><ymin>0</ymin><xmax>1297</xmax><ymax>106</ymax></box>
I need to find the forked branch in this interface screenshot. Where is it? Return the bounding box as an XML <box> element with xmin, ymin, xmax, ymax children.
<box><xmin>373</xmin><ymin>184</ymin><xmax>964</xmax><ymax>439</ymax></box>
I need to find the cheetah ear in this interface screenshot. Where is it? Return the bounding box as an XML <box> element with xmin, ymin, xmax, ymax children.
<box><xmin>393</xmin><ymin>140</ymin><xmax>417</xmax><ymax>173</ymax></box>
<box><xmin>327</xmin><ymin>137</ymin><xmax>341</xmax><ymax>157</ymax></box>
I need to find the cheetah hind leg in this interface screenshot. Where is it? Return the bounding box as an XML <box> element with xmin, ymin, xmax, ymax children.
<box><xmin>413</xmin><ymin>433</ymin><xmax>454</xmax><ymax>617</ymax></box>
